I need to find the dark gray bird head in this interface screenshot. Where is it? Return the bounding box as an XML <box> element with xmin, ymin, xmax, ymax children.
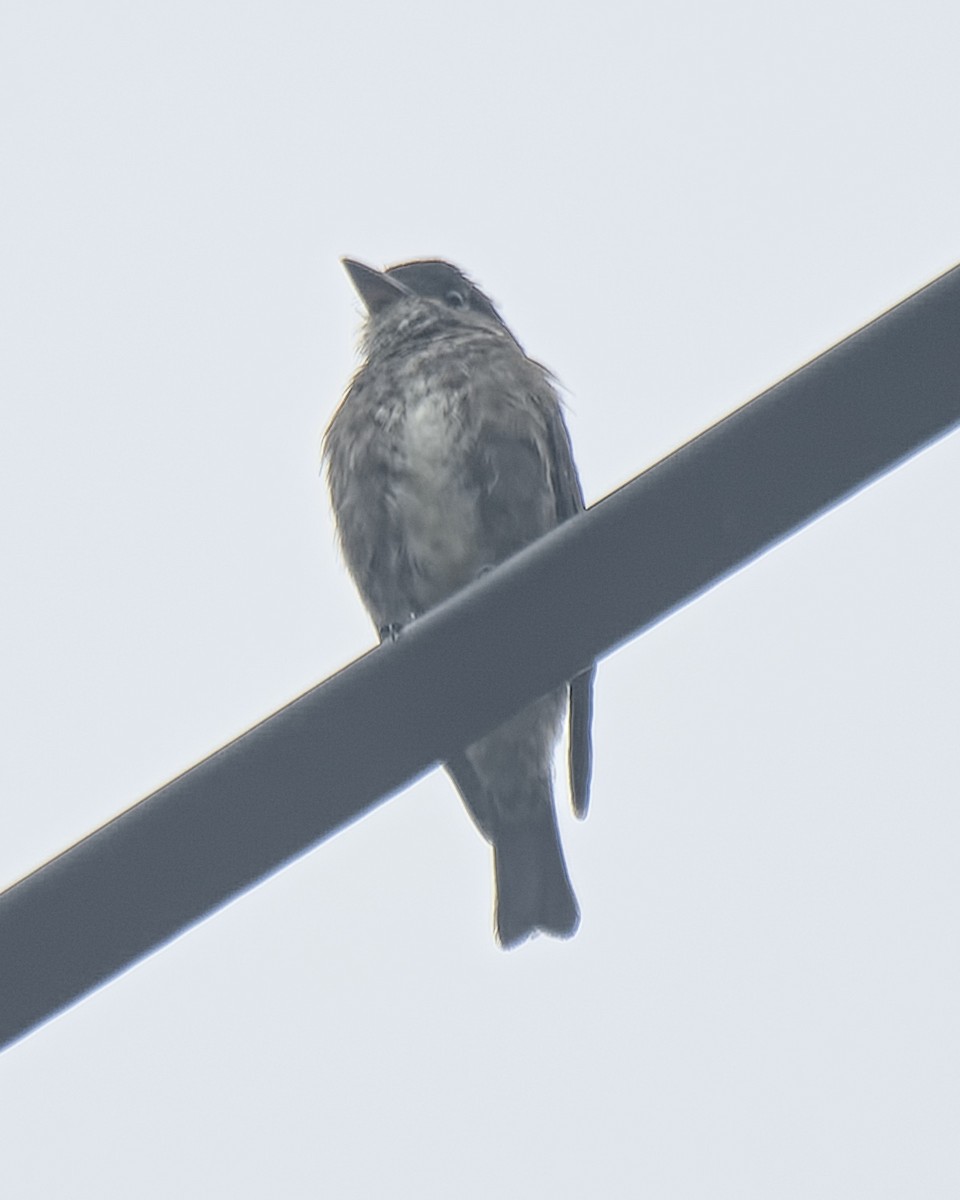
<box><xmin>342</xmin><ymin>258</ymin><xmax>518</xmax><ymax>352</ymax></box>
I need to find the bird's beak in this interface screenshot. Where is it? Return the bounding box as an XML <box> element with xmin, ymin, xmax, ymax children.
<box><xmin>341</xmin><ymin>258</ymin><xmax>413</xmax><ymax>315</ymax></box>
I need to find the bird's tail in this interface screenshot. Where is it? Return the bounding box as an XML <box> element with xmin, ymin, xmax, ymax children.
<box><xmin>493</xmin><ymin>803</ymin><xmax>580</xmax><ymax>949</ymax></box>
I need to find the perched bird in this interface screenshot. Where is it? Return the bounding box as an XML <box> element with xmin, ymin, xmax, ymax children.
<box><xmin>324</xmin><ymin>258</ymin><xmax>594</xmax><ymax>947</ymax></box>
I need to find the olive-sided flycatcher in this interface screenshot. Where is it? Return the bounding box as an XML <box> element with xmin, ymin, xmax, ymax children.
<box><xmin>324</xmin><ymin>258</ymin><xmax>594</xmax><ymax>947</ymax></box>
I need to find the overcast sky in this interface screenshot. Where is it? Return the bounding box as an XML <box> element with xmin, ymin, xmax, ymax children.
<box><xmin>3</xmin><ymin>2</ymin><xmax>960</xmax><ymax>1196</ymax></box>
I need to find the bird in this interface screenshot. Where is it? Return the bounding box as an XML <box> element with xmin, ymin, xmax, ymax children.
<box><xmin>323</xmin><ymin>257</ymin><xmax>594</xmax><ymax>947</ymax></box>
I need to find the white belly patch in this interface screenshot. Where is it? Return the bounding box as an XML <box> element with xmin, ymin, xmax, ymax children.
<box><xmin>393</xmin><ymin>387</ymin><xmax>483</xmax><ymax>596</ymax></box>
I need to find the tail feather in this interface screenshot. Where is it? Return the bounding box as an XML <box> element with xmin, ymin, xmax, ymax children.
<box><xmin>494</xmin><ymin>806</ymin><xmax>580</xmax><ymax>949</ymax></box>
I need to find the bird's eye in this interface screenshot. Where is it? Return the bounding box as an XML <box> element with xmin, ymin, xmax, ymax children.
<box><xmin>444</xmin><ymin>289</ymin><xmax>467</xmax><ymax>309</ymax></box>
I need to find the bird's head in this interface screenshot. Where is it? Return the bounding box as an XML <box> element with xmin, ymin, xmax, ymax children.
<box><xmin>342</xmin><ymin>258</ymin><xmax>516</xmax><ymax>352</ymax></box>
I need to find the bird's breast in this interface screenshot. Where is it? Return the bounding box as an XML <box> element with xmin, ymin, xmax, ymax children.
<box><xmin>381</xmin><ymin>380</ymin><xmax>485</xmax><ymax>602</ymax></box>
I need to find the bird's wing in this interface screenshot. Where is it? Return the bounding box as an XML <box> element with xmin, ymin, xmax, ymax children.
<box><xmin>540</xmin><ymin>391</ymin><xmax>595</xmax><ymax>819</ymax></box>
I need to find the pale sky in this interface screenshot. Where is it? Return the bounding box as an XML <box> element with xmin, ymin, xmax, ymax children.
<box><xmin>3</xmin><ymin>3</ymin><xmax>960</xmax><ymax>1196</ymax></box>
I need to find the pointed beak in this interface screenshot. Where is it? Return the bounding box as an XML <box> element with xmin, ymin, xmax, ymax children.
<box><xmin>341</xmin><ymin>258</ymin><xmax>413</xmax><ymax>315</ymax></box>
